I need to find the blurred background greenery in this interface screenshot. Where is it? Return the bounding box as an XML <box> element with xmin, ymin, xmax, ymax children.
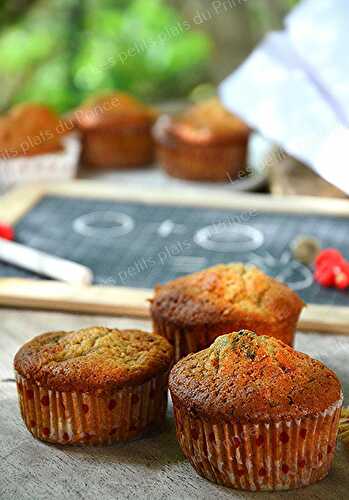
<box><xmin>0</xmin><ymin>0</ymin><xmax>299</xmax><ymax>112</ymax></box>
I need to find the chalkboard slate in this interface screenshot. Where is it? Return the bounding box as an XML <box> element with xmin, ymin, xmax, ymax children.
<box><xmin>1</xmin><ymin>194</ymin><xmax>348</xmax><ymax>306</ymax></box>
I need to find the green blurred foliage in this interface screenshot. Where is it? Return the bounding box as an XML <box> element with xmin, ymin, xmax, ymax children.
<box><xmin>0</xmin><ymin>0</ymin><xmax>212</xmax><ymax>111</ymax></box>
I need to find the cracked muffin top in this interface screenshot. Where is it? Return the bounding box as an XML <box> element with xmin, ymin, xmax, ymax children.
<box><xmin>151</xmin><ymin>263</ymin><xmax>304</xmax><ymax>328</ymax></box>
<box><xmin>74</xmin><ymin>92</ymin><xmax>158</xmax><ymax>130</ymax></box>
<box><xmin>169</xmin><ymin>330</ymin><xmax>342</xmax><ymax>423</ymax></box>
<box><xmin>14</xmin><ymin>327</ymin><xmax>173</xmax><ymax>393</ymax></box>
<box><xmin>0</xmin><ymin>103</ymin><xmax>65</xmax><ymax>159</ymax></box>
<box><xmin>165</xmin><ymin>97</ymin><xmax>250</xmax><ymax>145</ymax></box>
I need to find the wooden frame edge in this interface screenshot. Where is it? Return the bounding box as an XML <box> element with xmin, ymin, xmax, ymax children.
<box><xmin>0</xmin><ymin>278</ymin><xmax>348</xmax><ymax>334</ymax></box>
<box><xmin>49</xmin><ymin>181</ymin><xmax>349</xmax><ymax>216</ymax></box>
<box><xmin>0</xmin><ymin>184</ymin><xmax>46</xmax><ymax>224</ymax></box>
<box><xmin>0</xmin><ymin>279</ymin><xmax>150</xmax><ymax>318</ymax></box>
<box><xmin>2</xmin><ymin>181</ymin><xmax>349</xmax><ymax>228</ymax></box>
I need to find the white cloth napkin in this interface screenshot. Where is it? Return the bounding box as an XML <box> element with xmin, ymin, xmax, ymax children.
<box><xmin>219</xmin><ymin>0</ymin><xmax>349</xmax><ymax>194</ymax></box>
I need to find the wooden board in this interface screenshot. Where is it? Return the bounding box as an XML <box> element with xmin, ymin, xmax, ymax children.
<box><xmin>1</xmin><ymin>180</ymin><xmax>349</xmax><ymax>334</ymax></box>
<box><xmin>1</xmin><ymin>308</ymin><xmax>349</xmax><ymax>500</ymax></box>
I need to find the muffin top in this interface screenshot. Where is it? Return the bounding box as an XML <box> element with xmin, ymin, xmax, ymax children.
<box><xmin>151</xmin><ymin>263</ymin><xmax>304</xmax><ymax>327</ymax></box>
<box><xmin>163</xmin><ymin>97</ymin><xmax>250</xmax><ymax>145</ymax></box>
<box><xmin>169</xmin><ymin>330</ymin><xmax>342</xmax><ymax>423</ymax></box>
<box><xmin>74</xmin><ymin>92</ymin><xmax>157</xmax><ymax>130</ymax></box>
<box><xmin>14</xmin><ymin>327</ymin><xmax>173</xmax><ymax>393</ymax></box>
<box><xmin>0</xmin><ymin>103</ymin><xmax>65</xmax><ymax>159</ymax></box>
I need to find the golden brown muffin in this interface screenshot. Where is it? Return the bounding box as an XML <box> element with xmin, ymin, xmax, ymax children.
<box><xmin>151</xmin><ymin>263</ymin><xmax>304</xmax><ymax>361</ymax></box>
<box><xmin>154</xmin><ymin>97</ymin><xmax>250</xmax><ymax>182</ymax></box>
<box><xmin>74</xmin><ymin>93</ymin><xmax>158</xmax><ymax>168</ymax></box>
<box><xmin>0</xmin><ymin>103</ymin><xmax>66</xmax><ymax>159</ymax></box>
<box><xmin>14</xmin><ymin>327</ymin><xmax>173</xmax><ymax>445</ymax></box>
<box><xmin>170</xmin><ymin>330</ymin><xmax>343</xmax><ymax>491</ymax></box>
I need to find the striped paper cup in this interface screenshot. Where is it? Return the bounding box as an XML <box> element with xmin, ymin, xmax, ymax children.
<box><xmin>172</xmin><ymin>397</ymin><xmax>342</xmax><ymax>491</ymax></box>
<box><xmin>16</xmin><ymin>370</ymin><xmax>169</xmax><ymax>445</ymax></box>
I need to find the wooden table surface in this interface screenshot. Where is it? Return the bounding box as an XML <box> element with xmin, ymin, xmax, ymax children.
<box><xmin>1</xmin><ymin>308</ymin><xmax>349</xmax><ymax>500</ymax></box>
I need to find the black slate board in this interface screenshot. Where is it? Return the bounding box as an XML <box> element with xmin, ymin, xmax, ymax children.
<box><xmin>1</xmin><ymin>195</ymin><xmax>348</xmax><ymax>306</ymax></box>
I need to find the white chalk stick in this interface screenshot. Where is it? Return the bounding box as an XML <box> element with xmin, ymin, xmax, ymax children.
<box><xmin>0</xmin><ymin>238</ymin><xmax>93</xmax><ymax>285</ymax></box>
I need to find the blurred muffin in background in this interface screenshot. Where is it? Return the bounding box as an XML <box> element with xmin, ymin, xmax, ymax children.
<box><xmin>0</xmin><ymin>103</ymin><xmax>79</xmax><ymax>188</ymax></box>
<box><xmin>0</xmin><ymin>103</ymin><xmax>68</xmax><ymax>159</ymax></box>
<box><xmin>74</xmin><ymin>93</ymin><xmax>158</xmax><ymax>169</ymax></box>
<box><xmin>153</xmin><ymin>97</ymin><xmax>250</xmax><ymax>182</ymax></box>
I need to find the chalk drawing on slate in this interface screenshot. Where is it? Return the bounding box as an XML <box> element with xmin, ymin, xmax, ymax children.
<box><xmin>194</xmin><ymin>223</ymin><xmax>264</xmax><ymax>252</ymax></box>
<box><xmin>157</xmin><ymin>220</ymin><xmax>187</xmax><ymax>238</ymax></box>
<box><xmin>169</xmin><ymin>256</ymin><xmax>207</xmax><ymax>273</ymax></box>
<box><xmin>248</xmin><ymin>250</ymin><xmax>314</xmax><ymax>291</ymax></box>
<box><xmin>1</xmin><ymin>194</ymin><xmax>348</xmax><ymax>307</ymax></box>
<box><xmin>73</xmin><ymin>211</ymin><xmax>135</xmax><ymax>238</ymax></box>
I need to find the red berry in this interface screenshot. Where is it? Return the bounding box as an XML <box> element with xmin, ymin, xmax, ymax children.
<box><xmin>333</xmin><ymin>262</ymin><xmax>349</xmax><ymax>290</ymax></box>
<box><xmin>315</xmin><ymin>249</ymin><xmax>344</xmax><ymax>267</ymax></box>
<box><xmin>314</xmin><ymin>248</ymin><xmax>349</xmax><ymax>289</ymax></box>
<box><xmin>334</xmin><ymin>270</ymin><xmax>349</xmax><ymax>289</ymax></box>
<box><xmin>0</xmin><ymin>223</ymin><xmax>14</xmax><ymax>241</ymax></box>
<box><xmin>314</xmin><ymin>266</ymin><xmax>334</xmax><ymax>287</ymax></box>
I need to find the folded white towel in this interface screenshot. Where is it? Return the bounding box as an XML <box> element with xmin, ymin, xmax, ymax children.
<box><xmin>219</xmin><ymin>0</ymin><xmax>349</xmax><ymax>194</ymax></box>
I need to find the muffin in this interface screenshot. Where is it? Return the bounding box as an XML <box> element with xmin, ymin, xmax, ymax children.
<box><xmin>0</xmin><ymin>103</ymin><xmax>80</xmax><ymax>187</ymax></box>
<box><xmin>74</xmin><ymin>93</ymin><xmax>158</xmax><ymax>168</ymax></box>
<box><xmin>14</xmin><ymin>327</ymin><xmax>173</xmax><ymax>445</ymax></box>
<box><xmin>153</xmin><ymin>97</ymin><xmax>250</xmax><ymax>182</ymax></box>
<box><xmin>151</xmin><ymin>263</ymin><xmax>304</xmax><ymax>361</ymax></box>
<box><xmin>0</xmin><ymin>103</ymin><xmax>67</xmax><ymax>159</ymax></box>
<box><xmin>170</xmin><ymin>330</ymin><xmax>343</xmax><ymax>491</ymax></box>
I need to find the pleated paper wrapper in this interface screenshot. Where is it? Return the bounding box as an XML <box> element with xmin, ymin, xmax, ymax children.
<box><xmin>173</xmin><ymin>397</ymin><xmax>342</xmax><ymax>491</ymax></box>
<box><xmin>16</xmin><ymin>370</ymin><xmax>169</xmax><ymax>445</ymax></box>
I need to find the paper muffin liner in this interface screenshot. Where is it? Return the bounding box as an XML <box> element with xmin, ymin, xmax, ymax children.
<box><xmin>82</xmin><ymin>126</ymin><xmax>155</xmax><ymax>169</ymax></box>
<box><xmin>0</xmin><ymin>133</ymin><xmax>80</xmax><ymax>189</ymax></box>
<box><xmin>338</xmin><ymin>406</ymin><xmax>349</xmax><ymax>444</ymax></box>
<box><xmin>172</xmin><ymin>398</ymin><xmax>343</xmax><ymax>491</ymax></box>
<box><xmin>154</xmin><ymin>117</ymin><xmax>248</xmax><ymax>182</ymax></box>
<box><xmin>16</xmin><ymin>370</ymin><xmax>169</xmax><ymax>445</ymax></box>
<box><xmin>152</xmin><ymin>318</ymin><xmax>296</xmax><ymax>362</ymax></box>
<box><xmin>152</xmin><ymin>318</ymin><xmax>210</xmax><ymax>362</ymax></box>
